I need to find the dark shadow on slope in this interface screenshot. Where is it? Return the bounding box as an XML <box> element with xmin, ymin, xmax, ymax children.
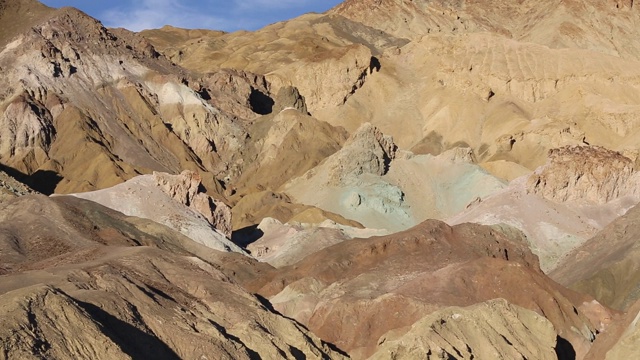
<box><xmin>75</xmin><ymin>299</ymin><xmax>180</xmax><ymax>360</ymax></box>
<box><xmin>254</xmin><ymin>294</ymin><xmax>350</xmax><ymax>358</ymax></box>
<box><xmin>231</xmin><ymin>224</ymin><xmax>264</xmax><ymax>248</ymax></box>
<box><xmin>555</xmin><ymin>336</ymin><xmax>576</xmax><ymax>360</ymax></box>
<box><xmin>410</xmin><ymin>131</ymin><xmax>444</xmax><ymax>156</ymax></box>
<box><xmin>0</xmin><ymin>163</ymin><xmax>62</xmax><ymax>195</ymax></box>
<box><xmin>249</xmin><ymin>87</ymin><xmax>274</xmax><ymax>115</ymax></box>
<box><xmin>289</xmin><ymin>346</ymin><xmax>306</xmax><ymax>360</ymax></box>
<box><xmin>207</xmin><ymin>319</ymin><xmax>261</xmax><ymax>360</ymax></box>
<box><xmin>25</xmin><ymin>170</ymin><xmax>63</xmax><ymax>195</ymax></box>
<box><xmin>370</xmin><ymin>56</ymin><xmax>381</xmax><ymax>73</ymax></box>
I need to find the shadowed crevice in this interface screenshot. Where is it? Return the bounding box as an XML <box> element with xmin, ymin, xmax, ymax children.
<box><xmin>249</xmin><ymin>87</ymin><xmax>274</xmax><ymax>115</ymax></box>
<box><xmin>74</xmin><ymin>300</ymin><xmax>180</xmax><ymax>360</ymax></box>
<box><xmin>254</xmin><ymin>294</ymin><xmax>350</xmax><ymax>358</ymax></box>
<box><xmin>554</xmin><ymin>336</ymin><xmax>576</xmax><ymax>360</ymax></box>
<box><xmin>0</xmin><ymin>163</ymin><xmax>62</xmax><ymax>195</ymax></box>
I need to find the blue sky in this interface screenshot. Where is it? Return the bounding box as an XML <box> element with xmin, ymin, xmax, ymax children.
<box><xmin>39</xmin><ymin>0</ymin><xmax>344</xmax><ymax>32</ymax></box>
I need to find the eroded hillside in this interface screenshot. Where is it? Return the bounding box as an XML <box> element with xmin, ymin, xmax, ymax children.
<box><xmin>2</xmin><ymin>0</ymin><xmax>640</xmax><ymax>358</ymax></box>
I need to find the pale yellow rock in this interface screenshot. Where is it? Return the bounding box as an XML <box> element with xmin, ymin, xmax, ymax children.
<box><xmin>370</xmin><ymin>299</ymin><xmax>558</xmax><ymax>360</ymax></box>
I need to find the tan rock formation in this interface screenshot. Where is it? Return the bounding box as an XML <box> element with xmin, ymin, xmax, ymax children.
<box><xmin>139</xmin><ymin>14</ymin><xmax>405</xmax><ymax>114</ymax></box>
<box><xmin>527</xmin><ymin>146</ymin><xmax>639</xmax><ymax>205</ymax></box>
<box><xmin>285</xmin><ymin>125</ymin><xmax>505</xmax><ymax>231</ymax></box>
<box><xmin>326</xmin><ymin>122</ymin><xmax>397</xmax><ymax>185</ymax></box>
<box><xmin>370</xmin><ymin>299</ymin><xmax>558</xmax><ymax>360</ymax></box>
<box><xmin>604</xmin><ymin>301</ymin><xmax>640</xmax><ymax>359</ymax></box>
<box><xmin>231</xmin><ymin>190</ymin><xmax>361</xmax><ymax>231</ymax></box>
<box><xmin>318</xmin><ymin>31</ymin><xmax>640</xmax><ymax>175</ymax></box>
<box><xmin>70</xmin><ymin>174</ymin><xmax>242</xmax><ymax>253</ymax></box>
<box><xmin>5</xmin><ymin>1</ymin><xmax>640</xmax><ymax>358</ymax></box>
<box><xmin>0</xmin><ymin>3</ymin><xmax>266</xmax><ymax>195</ymax></box>
<box><xmin>0</xmin><ymin>169</ymin><xmax>36</xmax><ymax>201</ymax></box>
<box><xmin>0</xmin><ymin>285</ymin><xmax>135</xmax><ymax>359</ymax></box>
<box><xmin>247</xmin><ymin>217</ymin><xmax>386</xmax><ymax>268</ymax></box>
<box><xmin>229</xmin><ymin>106</ymin><xmax>348</xmax><ymax>195</ymax></box>
<box><xmin>267</xmin><ymin>44</ymin><xmax>377</xmax><ymax>114</ymax></box>
<box><xmin>153</xmin><ymin>170</ymin><xmax>232</xmax><ymax>237</ymax></box>
<box><xmin>332</xmin><ymin>0</ymin><xmax>640</xmax><ymax>59</ymax></box>
<box><xmin>450</xmin><ymin>145</ymin><xmax>640</xmax><ymax>272</ymax></box>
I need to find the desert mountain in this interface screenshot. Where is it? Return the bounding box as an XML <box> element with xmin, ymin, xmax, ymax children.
<box><xmin>3</xmin><ymin>0</ymin><xmax>640</xmax><ymax>358</ymax></box>
<box><xmin>0</xmin><ymin>0</ymin><xmax>273</xmax><ymax>195</ymax></box>
<box><xmin>332</xmin><ymin>0</ymin><xmax>640</xmax><ymax>58</ymax></box>
<box><xmin>141</xmin><ymin>0</ymin><xmax>640</xmax><ymax>186</ymax></box>
<box><xmin>250</xmin><ymin>220</ymin><xmax>610</xmax><ymax>359</ymax></box>
<box><xmin>283</xmin><ymin>123</ymin><xmax>505</xmax><ymax>231</ymax></box>
<box><xmin>450</xmin><ymin>145</ymin><xmax>640</xmax><ymax>271</ymax></box>
<box><xmin>70</xmin><ymin>170</ymin><xmax>240</xmax><ymax>253</ymax></box>
<box><xmin>0</xmin><ymin>195</ymin><xmax>345</xmax><ymax>359</ymax></box>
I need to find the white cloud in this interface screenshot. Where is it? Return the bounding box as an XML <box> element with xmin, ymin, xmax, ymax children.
<box><xmin>101</xmin><ymin>0</ymin><xmax>233</xmax><ymax>32</ymax></box>
<box><xmin>99</xmin><ymin>0</ymin><xmax>341</xmax><ymax>32</ymax></box>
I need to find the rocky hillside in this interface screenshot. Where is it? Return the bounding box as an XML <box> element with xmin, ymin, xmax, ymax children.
<box><xmin>3</xmin><ymin>0</ymin><xmax>640</xmax><ymax>358</ymax></box>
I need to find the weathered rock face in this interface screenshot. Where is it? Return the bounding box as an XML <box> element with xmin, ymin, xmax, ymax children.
<box><xmin>527</xmin><ymin>146</ymin><xmax>638</xmax><ymax>205</ymax></box>
<box><xmin>370</xmin><ymin>299</ymin><xmax>558</xmax><ymax>360</ymax></box>
<box><xmin>0</xmin><ymin>195</ymin><xmax>346</xmax><ymax>360</ymax></box>
<box><xmin>252</xmin><ymin>220</ymin><xmax>608</xmax><ymax>359</ymax></box>
<box><xmin>230</xmin><ymin>107</ymin><xmax>348</xmax><ymax>195</ymax></box>
<box><xmin>327</xmin><ymin>122</ymin><xmax>397</xmax><ymax>185</ymax></box>
<box><xmin>332</xmin><ymin>0</ymin><xmax>640</xmax><ymax>58</ymax></box>
<box><xmin>267</xmin><ymin>44</ymin><xmax>378</xmax><ymax>114</ymax></box>
<box><xmin>272</xmin><ymin>86</ymin><xmax>308</xmax><ymax>114</ymax></box>
<box><xmin>246</xmin><ymin>217</ymin><xmax>384</xmax><ymax>268</ymax></box>
<box><xmin>281</xmin><ymin>122</ymin><xmax>411</xmax><ymax>231</ymax></box>
<box><xmin>449</xmin><ymin>145</ymin><xmax>640</xmax><ymax>273</ymax></box>
<box><xmin>71</xmin><ymin>174</ymin><xmax>242</xmax><ymax>253</ymax></box>
<box><xmin>140</xmin><ymin>14</ymin><xmax>405</xmax><ymax>115</ymax></box>
<box><xmin>0</xmin><ymin>169</ymin><xmax>35</xmax><ymax>201</ymax></box>
<box><xmin>0</xmin><ymin>285</ymin><xmax>136</xmax><ymax>360</ymax></box>
<box><xmin>230</xmin><ymin>190</ymin><xmax>361</xmax><ymax>231</ymax></box>
<box><xmin>7</xmin><ymin>1</ymin><xmax>640</xmax><ymax>358</ymax></box>
<box><xmin>153</xmin><ymin>170</ymin><xmax>232</xmax><ymax>238</ymax></box>
<box><xmin>284</xmin><ymin>124</ymin><xmax>506</xmax><ymax>232</ymax></box>
<box><xmin>603</xmin><ymin>300</ymin><xmax>640</xmax><ymax>360</ymax></box>
<box><xmin>0</xmin><ymin>4</ymin><xmax>270</xmax><ymax>194</ymax></box>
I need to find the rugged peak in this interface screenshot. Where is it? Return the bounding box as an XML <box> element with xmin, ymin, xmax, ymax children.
<box><xmin>273</xmin><ymin>86</ymin><xmax>308</xmax><ymax>114</ymax></box>
<box><xmin>526</xmin><ymin>146</ymin><xmax>638</xmax><ymax>204</ymax></box>
<box><xmin>153</xmin><ymin>171</ymin><xmax>232</xmax><ymax>237</ymax></box>
<box><xmin>328</xmin><ymin>123</ymin><xmax>397</xmax><ymax>184</ymax></box>
<box><xmin>0</xmin><ymin>0</ymin><xmax>52</xmax><ymax>47</ymax></box>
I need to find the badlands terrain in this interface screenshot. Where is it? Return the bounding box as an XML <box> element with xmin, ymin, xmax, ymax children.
<box><xmin>3</xmin><ymin>0</ymin><xmax>640</xmax><ymax>358</ymax></box>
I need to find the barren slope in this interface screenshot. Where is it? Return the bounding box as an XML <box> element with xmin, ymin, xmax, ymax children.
<box><xmin>0</xmin><ymin>3</ymin><xmax>267</xmax><ymax>195</ymax></box>
<box><xmin>332</xmin><ymin>0</ymin><xmax>640</xmax><ymax>58</ymax></box>
<box><xmin>552</xmin><ymin>204</ymin><xmax>640</xmax><ymax>311</ymax></box>
<box><xmin>284</xmin><ymin>124</ymin><xmax>506</xmax><ymax>231</ymax></box>
<box><xmin>450</xmin><ymin>146</ymin><xmax>640</xmax><ymax>271</ymax></box>
<box><xmin>251</xmin><ymin>220</ymin><xmax>611</xmax><ymax>359</ymax></box>
<box><xmin>0</xmin><ymin>194</ymin><xmax>345</xmax><ymax>359</ymax></box>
